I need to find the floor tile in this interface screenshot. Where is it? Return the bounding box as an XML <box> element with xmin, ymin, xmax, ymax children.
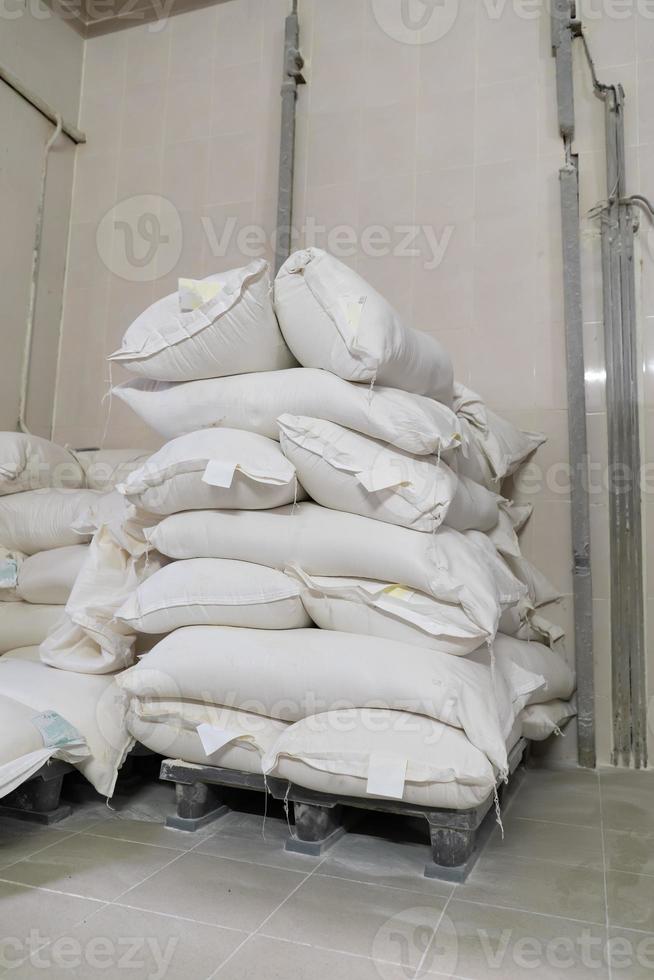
<box><xmin>456</xmin><ymin>851</ymin><xmax>606</xmax><ymax>924</ymax></box>
<box><xmin>216</xmin><ymin>934</ymin><xmax>419</xmax><ymax>980</ymax></box>
<box><xmin>608</xmin><ymin>927</ymin><xmax>654</xmax><ymax>979</ymax></box>
<box><xmin>0</xmin><ymin>820</ymin><xmax>74</xmax><ymax>871</ymax></box>
<box><xmin>4</xmin><ymin>903</ymin><xmax>246</xmax><ymax>979</ymax></box>
<box><xmin>484</xmin><ymin>816</ymin><xmax>604</xmax><ymax>870</ymax></box>
<box><xmin>0</xmin><ymin>879</ymin><xmax>99</xmax><ymax>974</ymax></box>
<box><xmin>317</xmin><ymin>832</ymin><xmax>453</xmax><ymax>897</ymax></box>
<box><xmin>431</xmin><ymin>900</ymin><xmax>609</xmax><ymax>980</ymax></box>
<box><xmin>261</xmin><ymin>873</ymin><xmax>446</xmax><ymax>963</ymax></box>
<box><xmin>0</xmin><ymin>833</ymin><xmax>178</xmax><ymax>902</ymax></box>
<box><xmin>604</xmin><ymin>830</ymin><xmax>654</xmax><ymax>876</ymax></box>
<box><xmin>85</xmin><ymin>817</ymin><xmax>210</xmax><ymax>851</ymax></box>
<box><xmin>606</xmin><ymin>870</ymin><xmax>654</xmax><ymax>933</ymax></box>
<box><xmin>508</xmin><ymin>770</ymin><xmax>601</xmax><ymax>827</ymax></box>
<box><xmin>121</xmin><ymin>850</ymin><xmax>306</xmax><ymax>932</ymax></box>
<box><xmin>195</xmin><ymin>812</ymin><xmax>321</xmax><ymax>872</ymax></box>
<box><xmin>601</xmin><ymin>771</ymin><xmax>654</xmax><ymax>836</ymax></box>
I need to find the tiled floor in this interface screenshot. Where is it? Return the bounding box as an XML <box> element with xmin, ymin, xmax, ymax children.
<box><xmin>1</xmin><ymin>768</ymin><xmax>654</xmax><ymax>978</ymax></box>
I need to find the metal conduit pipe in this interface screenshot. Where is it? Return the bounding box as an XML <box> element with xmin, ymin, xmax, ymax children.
<box><xmin>0</xmin><ymin>64</ymin><xmax>86</xmax><ymax>434</ymax></box>
<box><xmin>17</xmin><ymin>114</ymin><xmax>63</xmax><ymax>434</ymax></box>
<box><xmin>551</xmin><ymin>0</ymin><xmax>596</xmax><ymax>768</ymax></box>
<box><xmin>274</xmin><ymin>0</ymin><xmax>305</xmax><ymax>275</ymax></box>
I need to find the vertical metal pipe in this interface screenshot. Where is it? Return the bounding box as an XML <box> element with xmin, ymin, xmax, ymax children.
<box><xmin>600</xmin><ymin>86</ymin><xmax>647</xmax><ymax>768</ymax></box>
<box><xmin>551</xmin><ymin>1</ymin><xmax>596</xmax><ymax>767</ymax></box>
<box><xmin>274</xmin><ymin>3</ymin><xmax>305</xmax><ymax>276</ymax></box>
<box><xmin>559</xmin><ymin>161</ymin><xmax>596</xmax><ymax>769</ymax></box>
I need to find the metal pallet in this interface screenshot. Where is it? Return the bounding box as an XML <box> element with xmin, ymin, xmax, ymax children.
<box><xmin>160</xmin><ymin>738</ymin><xmax>529</xmax><ymax>883</ymax></box>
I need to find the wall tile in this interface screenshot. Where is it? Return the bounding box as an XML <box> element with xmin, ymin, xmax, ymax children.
<box><xmin>306</xmin><ymin>111</ymin><xmax>361</xmax><ymax>189</ymax></box>
<box><xmin>126</xmin><ymin>21</ymin><xmax>171</xmax><ymax>86</ymax></box>
<box><xmin>121</xmin><ymin>82</ymin><xmax>166</xmax><ymax>150</ymax></box>
<box><xmin>417</xmin><ymin>0</ymin><xmax>476</xmax><ymax>100</ymax></box>
<box><xmin>211</xmin><ymin>62</ymin><xmax>263</xmax><ymax>136</ymax></box>
<box><xmin>476</xmin><ymin>1</ymin><xmax>541</xmax><ymax>87</ymax></box>
<box><xmin>416</xmin><ymin>89</ymin><xmax>475</xmax><ymax>172</ymax></box>
<box><xmin>164</xmin><ymin>77</ymin><xmax>213</xmax><ymax>145</ymax></box>
<box><xmin>169</xmin><ymin>4</ymin><xmax>217</xmax><ymax>81</ymax></box>
<box><xmin>214</xmin><ymin>0</ymin><xmax>265</xmax><ymax>68</ymax></box>
<box><xmin>360</xmin><ymin>104</ymin><xmax>417</xmax><ymax>181</ymax></box>
<box><xmin>475</xmin><ymin>78</ymin><xmax>539</xmax><ymax>165</ymax></box>
<box><xmin>161</xmin><ymin>138</ymin><xmax>210</xmax><ymax>212</ymax></box>
<box><xmin>206</xmin><ymin>130</ymin><xmax>258</xmax><ymax>206</ymax></box>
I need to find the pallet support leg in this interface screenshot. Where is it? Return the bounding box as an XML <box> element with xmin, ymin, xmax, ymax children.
<box><xmin>0</xmin><ymin>767</ymin><xmax>72</xmax><ymax>825</ymax></box>
<box><xmin>424</xmin><ymin>815</ymin><xmax>478</xmax><ymax>883</ymax></box>
<box><xmin>285</xmin><ymin>801</ymin><xmax>346</xmax><ymax>856</ymax></box>
<box><xmin>165</xmin><ymin>781</ymin><xmax>229</xmax><ymax>832</ymax></box>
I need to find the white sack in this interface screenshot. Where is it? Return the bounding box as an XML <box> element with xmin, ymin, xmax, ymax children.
<box><xmin>469</xmin><ymin>633</ymin><xmax>575</xmax><ymax>707</ymax></box>
<box><xmin>0</xmin><ymin>694</ymin><xmax>89</xmax><ymax>799</ymax></box>
<box><xmin>113</xmin><ymin>369</ymin><xmax>463</xmax><ymax>457</ymax></box>
<box><xmin>109</xmin><ymin>260</ymin><xmax>295</xmax><ymax>382</ymax></box>
<box><xmin>286</xmin><ymin>566</ymin><xmax>488</xmax><ymax>655</ymax></box>
<box><xmin>520</xmin><ymin>699</ymin><xmax>577</xmax><ymax>741</ymax></box>
<box><xmin>41</xmin><ymin>527</ymin><xmax>166</xmax><ymax>674</ymax></box>
<box><xmin>263</xmin><ymin>709</ymin><xmax>497</xmax><ymax>808</ymax></box>
<box><xmin>0</xmin><ymin>433</ymin><xmax>84</xmax><ymax>496</ymax></box>
<box><xmin>117</xmin><ymin>626</ymin><xmax>544</xmax><ymax>772</ymax></box>
<box><xmin>274</xmin><ymin>248</ymin><xmax>454</xmax><ymax>402</ymax></box>
<box><xmin>74</xmin><ymin>449</ymin><xmax>152</xmax><ymax>492</ymax></box>
<box><xmin>504</xmin><ymin>554</ymin><xmax>562</xmax><ymax>607</ymax></box>
<box><xmin>453</xmin><ymin>383</ymin><xmax>545</xmax><ymax>481</ymax></box>
<box><xmin>279</xmin><ymin>415</ymin><xmax>498</xmax><ymax>534</ymax></box>
<box><xmin>127</xmin><ymin>701</ymin><xmax>288</xmax><ymax>773</ymax></box>
<box><xmin>0</xmin><ymin>603</ymin><xmax>63</xmax><ymax>654</ymax></box>
<box><xmin>0</xmin><ymin>655</ymin><xmax>132</xmax><ymax>797</ymax></box>
<box><xmin>72</xmin><ymin>491</ymin><xmax>158</xmax><ymax>558</ymax></box>
<box><xmin>15</xmin><ymin>545</ymin><xmax>89</xmax><ymax>605</ymax></box>
<box><xmin>119</xmin><ymin>429</ymin><xmax>302</xmax><ymax>517</ymax></box>
<box><xmin>0</xmin><ymin>489</ymin><xmax>100</xmax><ymax>555</ymax></box>
<box><xmin>145</xmin><ymin>504</ymin><xmax>522</xmax><ymax>637</ymax></box>
<box><xmin>116</xmin><ymin>558</ymin><xmax>311</xmax><ymax>634</ymax></box>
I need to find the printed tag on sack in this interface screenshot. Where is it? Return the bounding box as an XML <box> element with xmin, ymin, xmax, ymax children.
<box><xmin>196</xmin><ymin>724</ymin><xmax>249</xmax><ymax>758</ymax></box>
<box><xmin>0</xmin><ymin>558</ymin><xmax>19</xmax><ymax>590</ymax></box>
<box><xmin>366</xmin><ymin>753</ymin><xmax>407</xmax><ymax>800</ymax></box>
<box><xmin>31</xmin><ymin>712</ymin><xmax>85</xmax><ymax>749</ymax></box>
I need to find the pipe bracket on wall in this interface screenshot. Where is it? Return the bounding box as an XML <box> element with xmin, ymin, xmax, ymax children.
<box><xmin>551</xmin><ymin>0</ymin><xmax>596</xmax><ymax>769</ymax></box>
<box><xmin>274</xmin><ymin>1</ymin><xmax>306</xmax><ymax>276</ymax></box>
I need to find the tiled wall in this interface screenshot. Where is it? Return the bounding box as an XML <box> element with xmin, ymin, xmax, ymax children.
<box><xmin>54</xmin><ymin>0</ymin><xmax>289</xmax><ymax>449</ymax></box>
<box><xmin>0</xmin><ymin>2</ymin><xmax>83</xmax><ymax>435</ymax></box>
<box><xmin>55</xmin><ymin>0</ymin><xmax>654</xmax><ymax>765</ymax></box>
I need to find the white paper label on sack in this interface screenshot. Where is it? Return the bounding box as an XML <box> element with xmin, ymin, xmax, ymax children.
<box><xmin>196</xmin><ymin>723</ymin><xmax>249</xmax><ymax>758</ymax></box>
<box><xmin>356</xmin><ymin>466</ymin><xmax>409</xmax><ymax>493</ymax></box>
<box><xmin>202</xmin><ymin>460</ymin><xmax>237</xmax><ymax>489</ymax></box>
<box><xmin>0</xmin><ymin>558</ymin><xmax>18</xmax><ymax>589</ymax></box>
<box><xmin>366</xmin><ymin>753</ymin><xmax>407</xmax><ymax>800</ymax></box>
<box><xmin>31</xmin><ymin>711</ymin><xmax>85</xmax><ymax>750</ymax></box>
<box><xmin>179</xmin><ymin>278</ymin><xmax>223</xmax><ymax>312</ymax></box>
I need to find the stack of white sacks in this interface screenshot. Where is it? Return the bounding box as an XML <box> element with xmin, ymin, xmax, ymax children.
<box><xmin>107</xmin><ymin>250</ymin><xmax>574</xmax><ymax>810</ymax></box>
<box><xmin>0</xmin><ymin>439</ymin><xmax>149</xmax><ymax>797</ymax></box>
<box><xmin>0</xmin><ymin>249</ymin><xmax>576</xmax><ymax>814</ymax></box>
